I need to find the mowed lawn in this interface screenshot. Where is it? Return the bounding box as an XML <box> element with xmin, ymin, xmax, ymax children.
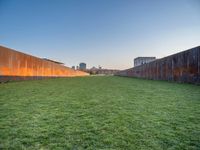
<box><xmin>0</xmin><ymin>76</ymin><xmax>200</xmax><ymax>150</ymax></box>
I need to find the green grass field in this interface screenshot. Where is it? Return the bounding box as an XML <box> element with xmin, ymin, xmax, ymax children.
<box><xmin>0</xmin><ymin>76</ymin><xmax>200</xmax><ymax>149</ymax></box>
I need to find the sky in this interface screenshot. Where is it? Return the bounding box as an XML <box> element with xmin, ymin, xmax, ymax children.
<box><xmin>0</xmin><ymin>0</ymin><xmax>200</xmax><ymax>69</ymax></box>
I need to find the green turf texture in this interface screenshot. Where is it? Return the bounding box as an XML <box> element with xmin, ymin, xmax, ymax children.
<box><xmin>0</xmin><ymin>76</ymin><xmax>200</xmax><ymax>149</ymax></box>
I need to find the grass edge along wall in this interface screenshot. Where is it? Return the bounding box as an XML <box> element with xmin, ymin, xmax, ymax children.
<box><xmin>0</xmin><ymin>45</ymin><xmax>89</xmax><ymax>82</ymax></box>
<box><xmin>115</xmin><ymin>46</ymin><xmax>200</xmax><ymax>84</ymax></box>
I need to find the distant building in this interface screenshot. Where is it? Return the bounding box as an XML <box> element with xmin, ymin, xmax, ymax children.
<box><xmin>71</xmin><ymin>66</ymin><xmax>75</xmax><ymax>70</ymax></box>
<box><xmin>91</xmin><ymin>66</ymin><xmax>98</xmax><ymax>70</ymax></box>
<box><xmin>87</xmin><ymin>67</ymin><xmax>120</xmax><ymax>75</ymax></box>
<box><xmin>79</xmin><ymin>63</ymin><xmax>86</xmax><ymax>70</ymax></box>
<box><xmin>134</xmin><ymin>57</ymin><xmax>156</xmax><ymax>67</ymax></box>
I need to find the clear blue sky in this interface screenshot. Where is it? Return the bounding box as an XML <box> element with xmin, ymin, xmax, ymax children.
<box><xmin>0</xmin><ymin>0</ymin><xmax>200</xmax><ymax>69</ymax></box>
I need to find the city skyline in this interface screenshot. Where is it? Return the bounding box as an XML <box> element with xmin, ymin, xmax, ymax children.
<box><xmin>0</xmin><ymin>0</ymin><xmax>200</xmax><ymax>69</ymax></box>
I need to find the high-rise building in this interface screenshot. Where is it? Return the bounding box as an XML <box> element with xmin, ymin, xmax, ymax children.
<box><xmin>79</xmin><ymin>63</ymin><xmax>86</xmax><ymax>70</ymax></box>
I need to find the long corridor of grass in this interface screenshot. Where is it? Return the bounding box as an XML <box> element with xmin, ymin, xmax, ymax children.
<box><xmin>0</xmin><ymin>76</ymin><xmax>200</xmax><ymax>149</ymax></box>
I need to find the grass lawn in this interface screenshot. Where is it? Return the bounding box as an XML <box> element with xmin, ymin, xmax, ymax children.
<box><xmin>0</xmin><ymin>76</ymin><xmax>200</xmax><ymax>149</ymax></box>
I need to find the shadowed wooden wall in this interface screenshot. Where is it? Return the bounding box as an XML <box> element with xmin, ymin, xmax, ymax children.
<box><xmin>115</xmin><ymin>46</ymin><xmax>200</xmax><ymax>84</ymax></box>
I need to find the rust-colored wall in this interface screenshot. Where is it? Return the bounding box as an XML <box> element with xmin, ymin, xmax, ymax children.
<box><xmin>0</xmin><ymin>46</ymin><xmax>89</xmax><ymax>82</ymax></box>
<box><xmin>116</xmin><ymin>46</ymin><xmax>200</xmax><ymax>84</ymax></box>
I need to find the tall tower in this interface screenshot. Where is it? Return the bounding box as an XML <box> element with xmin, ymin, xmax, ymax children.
<box><xmin>79</xmin><ymin>63</ymin><xmax>86</xmax><ymax>70</ymax></box>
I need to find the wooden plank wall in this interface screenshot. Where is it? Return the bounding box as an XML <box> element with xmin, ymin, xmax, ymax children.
<box><xmin>0</xmin><ymin>46</ymin><xmax>89</xmax><ymax>82</ymax></box>
<box><xmin>115</xmin><ymin>46</ymin><xmax>200</xmax><ymax>84</ymax></box>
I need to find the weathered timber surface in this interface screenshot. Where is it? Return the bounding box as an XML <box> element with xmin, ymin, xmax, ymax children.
<box><xmin>0</xmin><ymin>45</ymin><xmax>89</xmax><ymax>82</ymax></box>
<box><xmin>115</xmin><ymin>46</ymin><xmax>200</xmax><ymax>84</ymax></box>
